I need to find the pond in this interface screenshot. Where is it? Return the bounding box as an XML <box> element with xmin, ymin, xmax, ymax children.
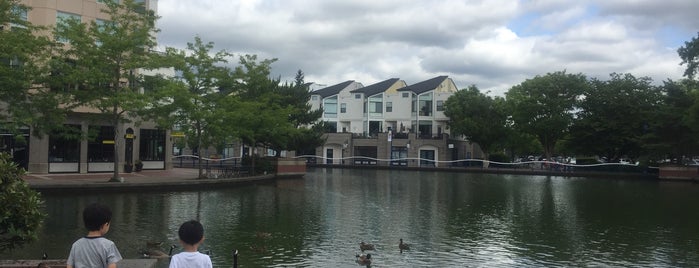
<box><xmin>3</xmin><ymin>168</ymin><xmax>699</xmax><ymax>267</ymax></box>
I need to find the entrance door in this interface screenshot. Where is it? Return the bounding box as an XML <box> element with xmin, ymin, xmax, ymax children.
<box><xmin>420</xmin><ymin>149</ymin><xmax>435</xmax><ymax>167</ymax></box>
<box><xmin>125</xmin><ymin>128</ymin><xmax>134</xmax><ymax>165</ymax></box>
<box><xmin>0</xmin><ymin>131</ymin><xmax>29</xmax><ymax>170</ymax></box>
<box><xmin>326</xmin><ymin>148</ymin><xmax>334</xmax><ymax>164</ymax></box>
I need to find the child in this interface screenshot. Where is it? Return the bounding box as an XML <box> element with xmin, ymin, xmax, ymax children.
<box><xmin>67</xmin><ymin>203</ymin><xmax>122</xmax><ymax>268</ymax></box>
<box><xmin>169</xmin><ymin>220</ymin><xmax>213</xmax><ymax>268</ymax></box>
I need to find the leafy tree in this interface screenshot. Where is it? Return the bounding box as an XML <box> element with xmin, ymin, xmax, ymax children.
<box><xmin>148</xmin><ymin>37</ymin><xmax>233</xmax><ymax>178</ymax></box>
<box><xmin>0</xmin><ymin>152</ymin><xmax>45</xmax><ymax>252</ymax></box>
<box><xmin>678</xmin><ymin>32</ymin><xmax>699</xmax><ymax>79</ymax></box>
<box><xmin>642</xmin><ymin>79</ymin><xmax>698</xmax><ymax>162</ymax></box>
<box><xmin>444</xmin><ymin>85</ymin><xmax>508</xmax><ymax>159</ymax></box>
<box><xmin>0</xmin><ymin>1</ymin><xmax>64</xmax><ymax>136</ymax></box>
<box><xmin>568</xmin><ymin>73</ymin><xmax>661</xmax><ymax>162</ymax></box>
<box><xmin>52</xmin><ymin>0</ymin><xmax>160</xmax><ymax>180</ymax></box>
<box><xmin>506</xmin><ymin>71</ymin><xmax>588</xmax><ymax>159</ymax></box>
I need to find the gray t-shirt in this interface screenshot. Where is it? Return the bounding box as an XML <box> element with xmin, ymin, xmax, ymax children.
<box><xmin>67</xmin><ymin>236</ymin><xmax>122</xmax><ymax>268</ymax></box>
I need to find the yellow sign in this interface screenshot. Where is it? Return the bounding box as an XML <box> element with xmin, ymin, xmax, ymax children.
<box><xmin>171</xmin><ymin>132</ymin><xmax>185</xmax><ymax>137</ymax></box>
<box><xmin>125</xmin><ymin>134</ymin><xmax>135</xmax><ymax>139</ymax></box>
<box><xmin>103</xmin><ymin>140</ymin><xmax>115</xmax><ymax>144</ymax></box>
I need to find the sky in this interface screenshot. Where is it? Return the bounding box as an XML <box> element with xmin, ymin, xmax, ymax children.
<box><xmin>154</xmin><ymin>0</ymin><xmax>699</xmax><ymax>96</ymax></box>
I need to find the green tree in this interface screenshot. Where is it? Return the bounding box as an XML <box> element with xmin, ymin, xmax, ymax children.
<box><xmin>444</xmin><ymin>85</ymin><xmax>508</xmax><ymax>159</ymax></box>
<box><xmin>52</xmin><ymin>0</ymin><xmax>160</xmax><ymax>180</ymax></box>
<box><xmin>678</xmin><ymin>32</ymin><xmax>699</xmax><ymax>79</ymax></box>
<box><xmin>148</xmin><ymin>37</ymin><xmax>233</xmax><ymax>179</ymax></box>
<box><xmin>506</xmin><ymin>71</ymin><xmax>588</xmax><ymax>159</ymax></box>
<box><xmin>642</xmin><ymin>79</ymin><xmax>698</xmax><ymax>163</ymax></box>
<box><xmin>0</xmin><ymin>1</ymin><xmax>64</xmax><ymax>136</ymax></box>
<box><xmin>0</xmin><ymin>152</ymin><xmax>45</xmax><ymax>252</ymax></box>
<box><xmin>567</xmin><ymin>73</ymin><xmax>661</xmax><ymax>162</ymax></box>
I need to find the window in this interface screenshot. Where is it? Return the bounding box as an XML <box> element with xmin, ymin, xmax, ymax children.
<box><xmin>88</xmin><ymin>126</ymin><xmax>115</xmax><ymax>162</ymax></box>
<box><xmin>402</xmin><ymin>92</ymin><xmax>409</xmax><ymax>98</ymax></box>
<box><xmin>49</xmin><ymin>125</ymin><xmax>81</xmax><ymax>162</ymax></box>
<box><xmin>419</xmin><ymin>92</ymin><xmax>433</xmax><ymax>116</ymax></box>
<box><xmin>323</xmin><ymin>96</ymin><xmax>338</xmax><ymax>118</ymax></box>
<box><xmin>340</xmin><ymin>103</ymin><xmax>346</xmax><ymax>113</ymax></box>
<box><xmin>355</xmin><ymin>94</ymin><xmax>361</xmax><ymax>99</ymax></box>
<box><xmin>436</xmin><ymin>100</ymin><xmax>444</xmax><ymax>111</ymax></box>
<box><xmin>140</xmin><ymin>129</ymin><xmax>165</xmax><ymax>161</ymax></box>
<box><xmin>56</xmin><ymin>11</ymin><xmax>81</xmax><ymax>42</ymax></box>
<box><xmin>386</xmin><ymin>102</ymin><xmax>392</xmax><ymax>112</ymax></box>
<box><xmin>311</xmin><ymin>95</ymin><xmax>318</xmax><ymax>101</ymax></box>
<box><xmin>368</xmin><ymin>94</ymin><xmax>383</xmax><ymax>117</ymax></box>
<box><xmin>11</xmin><ymin>5</ymin><xmax>28</xmax><ymax>21</ymax></box>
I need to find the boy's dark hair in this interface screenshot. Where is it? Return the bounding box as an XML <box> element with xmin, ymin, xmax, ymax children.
<box><xmin>178</xmin><ymin>220</ymin><xmax>204</xmax><ymax>245</ymax></box>
<box><xmin>83</xmin><ymin>203</ymin><xmax>112</xmax><ymax>231</ymax></box>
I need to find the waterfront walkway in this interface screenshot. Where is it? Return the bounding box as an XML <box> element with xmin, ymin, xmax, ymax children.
<box><xmin>23</xmin><ymin>168</ymin><xmax>276</xmax><ymax>193</ymax></box>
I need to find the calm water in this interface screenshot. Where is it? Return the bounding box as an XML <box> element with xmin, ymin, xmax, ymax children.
<box><xmin>3</xmin><ymin>168</ymin><xmax>699</xmax><ymax>267</ymax></box>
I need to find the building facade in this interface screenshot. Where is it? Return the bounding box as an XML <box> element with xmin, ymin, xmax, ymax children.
<box><xmin>310</xmin><ymin>76</ymin><xmax>484</xmax><ymax>167</ymax></box>
<box><xmin>0</xmin><ymin>0</ymin><xmax>173</xmax><ymax>173</ymax></box>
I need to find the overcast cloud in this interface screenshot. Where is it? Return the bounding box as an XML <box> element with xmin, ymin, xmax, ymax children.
<box><xmin>155</xmin><ymin>0</ymin><xmax>698</xmax><ymax>95</ymax></box>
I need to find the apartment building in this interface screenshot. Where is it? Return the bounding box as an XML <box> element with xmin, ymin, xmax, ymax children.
<box><xmin>0</xmin><ymin>0</ymin><xmax>173</xmax><ymax>173</ymax></box>
<box><xmin>310</xmin><ymin>76</ymin><xmax>483</xmax><ymax>167</ymax></box>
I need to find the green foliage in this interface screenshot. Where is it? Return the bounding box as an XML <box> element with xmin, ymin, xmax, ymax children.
<box><xmin>444</xmin><ymin>85</ymin><xmax>509</xmax><ymax>158</ymax></box>
<box><xmin>0</xmin><ymin>152</ymin><xmax>45</xmax><ymax>252</ymax></box>
<box><xmin>678</xmin><ymin>32</ymin><xmax>699</xmax><ymax>79</ymax></box>
<box><xmin>568</xmin><ymin>73</ymin><xmax>661</xmax><ymax>162</ymax></box>
<box><xmin>506</xmin><ymin>71</ymin><xmax>588</xmax><ymax>159</ymax></box>
<box><xmin>51</xmin><ymin>0</ymin><xmax>161</xmax><ymax>179</ymax></box>
<box><xmin>0</xmin><ymin>0</ymin><xmax>63</xmax><ymax>137</ymax></box>
<box><xmin>242</xmin><ymin>155</ymin><xmax>275</xmax><ymax>174</ymax></box>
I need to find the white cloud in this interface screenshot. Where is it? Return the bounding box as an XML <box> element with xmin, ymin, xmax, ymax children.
<box><xmin>155</xmin><ymin>0</ymin><xmax>695</xmax><ymax>96</ymax></box>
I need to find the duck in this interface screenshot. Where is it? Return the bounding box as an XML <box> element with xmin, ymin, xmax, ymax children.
<box><xmin>399</xmin><ymin>239</ymin><xmax>410</xmax><ymax>251</ymax></box>
<box><xmin>355</xmin><ymin>253</ymin><xmax>372</xmax><ymax>266</ymax></box>
<box><xmin>359</xmin><ymin>241</ymin><xmax>375</xmax><ymax>251</ymax></box>
<box><xmin>139</xmin><ymin>244</ymin><xmax>176</xmax><ymax>259</ymax></box>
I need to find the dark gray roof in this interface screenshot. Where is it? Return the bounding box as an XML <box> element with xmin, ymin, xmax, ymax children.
<box><xmin>350</xmin><ymin>78</ymin><xmax>400</xmax><ymax>97</ymax></box>
<box><xmin>311</xmin><ymin>80</ymin><xmax>356</xmax><ymax>98</ymax></box>
<box><xmin>397</xmin><ymin>76</ymin><xmax>448</xmax><ymax>95</ymax></box>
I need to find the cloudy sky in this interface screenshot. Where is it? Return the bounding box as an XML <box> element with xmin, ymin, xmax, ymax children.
<box><xmin>155</xmin><ymin>0</ymin><xmax>698</xmax><ymax>95</ymax></box>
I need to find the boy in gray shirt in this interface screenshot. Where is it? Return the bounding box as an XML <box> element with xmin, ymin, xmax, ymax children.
<box><xmin>67</xmin><ymin>203</ymin><xmax>122</xmax><ymax>268</ymax></box>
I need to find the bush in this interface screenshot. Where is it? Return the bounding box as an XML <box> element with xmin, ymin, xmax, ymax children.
<box><xmin>0</xmin><ymin>152</ymin><xmax>45</xmax><ymax>252</ymax></box>
<box><xmin>241</xmin><ymin>155</ymin><xmax>276</xmax><ymax>174</ymax></box>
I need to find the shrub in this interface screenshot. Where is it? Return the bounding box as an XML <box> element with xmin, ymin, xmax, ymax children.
<box><xmin>0</xmin><ymin>152</ymin><xmax>45</xmax><ymax>252</ymax></box>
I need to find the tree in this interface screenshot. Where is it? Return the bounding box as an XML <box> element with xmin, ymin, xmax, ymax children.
<box><xmin>678</xmin><ymin>32</ymin><xmax>699</xmax><ymax>79</ymax></box>
<box><xmin>444</xmin><ymin>85</ymin><xmax>508</xmax><ymax>159</ymax></box>
<box><xmin>52</xmin><ymin>0</ymin><xmax>160</xmax><ymax>180</ymax></box>
<box><xmin>568</xmin><ymin>73</ymin><xmax>661</xmax><ymax>162</ymax></box>
<box><xmin>0</xmin><ymin>1</ymin><xmax>64</xmax><ymax>136</ymax></box>
<box><xmin>0</xmin><ymin>152</ymin><xmax>44</xmax><ymax>252</ymax></box>
<box><xmin>148</xmin><ymin>36</ymin><xmax>233</xmax><ymax>179</ymax></box>
<box><xmin>642</xmin><ymin>79</ymin><xmax>698</xmax><ymax>163</ymax></box>
<box><xmin>506</xmin><ymin>71</ymin><xmax>588</xmax><ymax>159</ymax></box>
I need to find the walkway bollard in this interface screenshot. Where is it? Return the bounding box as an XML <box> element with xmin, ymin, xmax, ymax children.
<box><xmin>233</xmin><ymin>249</ymin><xmax>238</xmax><ymax>268</ymax></box>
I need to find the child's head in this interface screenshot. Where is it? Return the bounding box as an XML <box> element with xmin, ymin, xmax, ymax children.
<box><xmin>83</xmin><ymin>203</ymin><xmax>112</xmax><ymax>231</ymax></box>
<box><xmin>178</xmin><ymin>220</ymin><xmax>205</xmax><ymax>246</ymax></box>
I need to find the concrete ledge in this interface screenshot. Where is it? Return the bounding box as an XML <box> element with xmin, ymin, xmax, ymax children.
<box><xmin>0</xmin><ymin>259</ymin><xmax>157</xmax><ymax>268</ymax></box>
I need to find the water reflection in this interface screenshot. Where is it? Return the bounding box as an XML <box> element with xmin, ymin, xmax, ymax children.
<box><xmin>2</xmin><ymin>168</ymin><xmax>699</xmax><ymax>267</ymax></box>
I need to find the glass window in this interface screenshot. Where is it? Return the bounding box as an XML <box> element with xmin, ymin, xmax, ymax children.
<box><xmin>11</xmin><ymin>5</ymin><xmax>28</xmax><ymax>21</ymax></box>
<box><xmin>139</xmin><ymin>129</ymin><xmax>165</xmax><ymax>161</ymax></box>
<box><xmin>419</xmin><ymin>92</ymin><xmax>433</xmax><ymax>116</ymax></box>
<box><xmin>368</xmin><ymin>94</ymin><xmax>383</xmax><ymax>117</ymax></box>
<box><xmin>56</xmin><ymin>11</ymin><xmax>81</xmax><ymax>42</ymax></box>
<box><xmin>402</xmin><ymin>92</ymin><xmax>409</xmax><ymax>98</ymax></box>
<box><xmin>323</xmin><ymin>96</ymin><xmax>338</xmax><ymax>118</ymax></box>
<box><xmin>355</xmin><ymin>94</ymin><xmax>361</xmax><ymax>99</ymax></box>
<box><xmin>49</xmin><ymin>125</ymin><xmax>81</xmax><ymax>163</ymax></box>
<box><xmin>311</xmin><ymin>95</ymin><xmax>318</xmax><ymax>101</ymax></box>
<box><xmin>88</xmin><ymin>126</ymin><xmax>115</xmax><ymax>162</ymax></box>
<box><xmin>436</xmin><ymin>100</ymin><xmax>444</xmax><ymax>111</ymax></box>
<box><xmin>340</xmin><ymin>103</ymin><xmax>346</xmax><ymax>113</ymax></box>
<box><xmin>386</xmin><ymin>102</ymin><xmax>392</xmax><ymax>112</ymax></box>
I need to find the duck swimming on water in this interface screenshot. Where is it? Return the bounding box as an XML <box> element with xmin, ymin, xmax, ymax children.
<box><xmin>359</xmin><ymin>241</ymin><xmax>375</xmax><ymax>251</ymax></box>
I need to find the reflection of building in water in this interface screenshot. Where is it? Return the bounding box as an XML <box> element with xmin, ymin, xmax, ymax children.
<box><xmin>307</xmin><ymin>76</ymin><xmax>483</xmax><ymax>167</ymax></box>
